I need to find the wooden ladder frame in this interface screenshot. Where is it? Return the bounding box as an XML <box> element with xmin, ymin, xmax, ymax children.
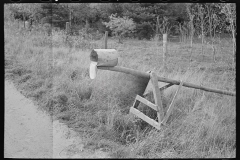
<box><xmin>130</xmin><ymin>71</ymin><xmax>184</xmax><ymax>130</ymax></box>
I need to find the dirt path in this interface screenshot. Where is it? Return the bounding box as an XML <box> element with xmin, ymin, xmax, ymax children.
<box><xmin>4</xmin><ymin>80</ymin><xmax>109</xmax><ymax>158</ymax></box>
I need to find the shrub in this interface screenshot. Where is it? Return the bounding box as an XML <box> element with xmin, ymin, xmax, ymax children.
<box><xmin>103</xmin><ymin>14</ymin><xmax>136</xmax><ymax>43</ymax></box>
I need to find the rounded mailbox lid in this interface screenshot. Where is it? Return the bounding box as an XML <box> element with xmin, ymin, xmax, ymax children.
<box><xmin>93</xmin><ymin>49</ymin><xmax>118</xmax><ymax>67</ymax></box>
<box><xmin>89</xmin><ymin>61</ymin><xmax>97</xmax><ymax>79</ymax></box>
<box><xmin>89</xmin><ymin>49</ymin><xmax>118</xmax><ymax>79</ymax></box>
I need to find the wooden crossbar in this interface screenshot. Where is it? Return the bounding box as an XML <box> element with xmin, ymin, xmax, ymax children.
<box><xmin>135</xmin><ymin>95</ymin><xmax>157</xmax><ymax>111</ymax></box>
<box><xmin>130</xmin><ymin>77</ymin><xmax>187</xmax><ymax>129</ymax></box>
<box><xmin>130</xmin><ymin>107</ymin><xmax>160</xmax><ymax>130</ymax></box>
<box><xmin>130</xmin><ymin>72</ymin><xmax>164</xmax><ymax>130</ymax></box>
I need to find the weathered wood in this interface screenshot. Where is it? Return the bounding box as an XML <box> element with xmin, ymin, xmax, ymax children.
<box><xmin>104</xmin><ymin>31</ymin><xmax>108</xmax><ymax>49</ymax></box>
<box><xmin>143</xmin><ymin>83</ymin><xmax>173</xmax><ymax>97</ymax></box>
<box><xmin>162</xmin><ymin>81</ymin><xmax>184</xmax><ymax>125</ymax></box>
<box><xmin>160</xmin><ymin>83</ymin><xmax>174</xmax><ymax>91</ymax></box>
<box><xmin>135</xmin><ymin>95</ymin><xmax>157</xmax><ymax>111</ymax></box>
<box><xmin>150</xmin><ymin>72</ymin><xmax>164</xmax><ymax>123</ymax></box>
<box><xmin>69</xmin><ymin>10</ymin><xmax>72</xmax><ymax>30</ymax></box>
<box><xmin>97</xmin><ymin>66</ymin><xmax>235</xmax><ymax>96</ymax></box>
<box><xmin>97</xmin><ymin>66</ymin><xmax>149</xmax><ymax>79</ymax></box>
<box><xmin>66</xmin><ymin>22</ymin><xmax>70</xmax><ymax>35</ymax></box>
<box><xmin>163</xmin><ymin>33</ymin><xmax>168</xmax><ymax>68</ymax></box>
<box><xmin>156</xmin><ymin>16</ymin><xmax>160</xmax><ymax>40</ymax></box>
<box><xmin>130</xmin><ymin>107</ymin><xmax>160</xmax><ymax>130</ymax></box>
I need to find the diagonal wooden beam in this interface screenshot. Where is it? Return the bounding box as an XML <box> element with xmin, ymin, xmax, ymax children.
<box><xmin>162</xmin><ymin>80</ymin><xmax>184</xmax><ymax>125</ymax></box>
<box><xmin>135</xmin><ymin>95</ymin><xmax>157</xmax><ymax>111</ymax></box>
<box><xmin>160</xmin><ymin>83</ymin><xmax>174</xmax><ymax>91</ymax></box>
<box><xmin>150</xmin><ymin>72</ymin><xmax>164</xmax><ymax>123</ymax></box>
<box><xmin>130</xmin><ymin>107</ymin><xmax>160</xmax><ymax>130</ymax></box>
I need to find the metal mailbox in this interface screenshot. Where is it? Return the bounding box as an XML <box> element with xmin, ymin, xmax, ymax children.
<box><xmin>90</xmin><ymin>49</ymin><xmax>118</xmax><ymax>79</ymax></box>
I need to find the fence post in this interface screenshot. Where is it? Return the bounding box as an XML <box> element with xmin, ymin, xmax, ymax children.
<box><xmin>66</xmin><ymin>22</ymin><xmax>70</xmax><ymax>47</ymax></box>
<box><xmin>17</xmin><ymin>19</ymin><xmax>19</xmax><ymax>29</ymax></box>
<box><xmin>156</xmin><ymin>16</ymin><xmax>160</xmax><ymax>41</ymax></box>
<box><xmin>104</xmin><ymin>31</ymin><xmax>108</xmax><ymax>49</ymax></box>
<box><xmin>163</xmin><ymin>33</ymin><xmax>168</xmax><ymax>68</ymax></box>
<box><xmin>69</xmin><ymin>10</ymin><xmax>72</xmax><ymax>34</ymax></box>
<box><xmin>66</xmin><ymin>22</ymin><xmax>70</xmax><ymax>35</ymax></box>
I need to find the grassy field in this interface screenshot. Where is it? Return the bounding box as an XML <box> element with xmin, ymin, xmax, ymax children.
<box><xmin>5</xmin><ymin>20</ymin><xmax>236</xmax><ymax>158</ymax></box>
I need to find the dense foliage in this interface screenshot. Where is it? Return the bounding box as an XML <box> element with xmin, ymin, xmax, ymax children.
<box><xmin>103</xmin><ymin>14</ymin><xmax>136</xmax><ymax>43</ymax></box>
<box><xmin>5</xmin><ymin>3</ymin><xmax>236</xmax><ymax>40</ymax></box>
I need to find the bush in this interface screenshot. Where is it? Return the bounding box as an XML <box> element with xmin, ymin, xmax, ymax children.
<box><xmin>103</xmin><ymin>14</ymin><xmax>136</xmax><ymax>43</ymax></box>
<box><xmin>135</xmin><ymin>22</ymin><xmax>154</xmax><ymax>40</ymax></box>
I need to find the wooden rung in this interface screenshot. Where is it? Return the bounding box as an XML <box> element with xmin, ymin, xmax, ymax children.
<box><xmin>130</xmin><ymin>107</ymin><xmax>160</xmax><ymax>130</ymax></box>
<box><xmin>132</xmin><ymin>97</ymin><xmax>140</xmax><ymax>108</ymax></box>
<box><xmin>135</xmin><ymin>95</ymin><xmax>157</xmax><ymax>111</ymax></box>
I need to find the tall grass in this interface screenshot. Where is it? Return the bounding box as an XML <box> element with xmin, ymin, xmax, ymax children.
<box><xmin>5</xmin><ymin>19</ymin><xmax>235</xmax><ymax>158</ymax></box>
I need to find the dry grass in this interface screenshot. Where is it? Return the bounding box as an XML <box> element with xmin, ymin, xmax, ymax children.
<box><xmin>5</xmin><ymin>19</ymin><xmax>235</xmax><ymax>158</ymax></box>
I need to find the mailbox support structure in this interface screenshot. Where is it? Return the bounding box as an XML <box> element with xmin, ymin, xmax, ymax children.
<box><xmin>97</xmin><ymin>66</ymin><xmax>235</xmax><ymax>130</ymax></box>
<box><xmin>90</xmin><ymin>49</ymin><xmax>235</xmax><ymax>130</ymax></box>
<box><xmin>130</xmin><ymin>71</ymin><xmax>184</xmax><ymax>130</ymax></box>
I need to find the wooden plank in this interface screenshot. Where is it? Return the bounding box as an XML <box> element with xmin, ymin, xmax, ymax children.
<box><xmin>66</xmin><ymin>22</ymin><xmax>70</xmax><ymax>35</ymax></box>
<box><xmin>143</xmin><ymin>84</ymin><xmax>173</xmax><ymax>97</ymax></box>
<box><xmin>163</xmin><ymin>33</ymin><xmax>168</xmax><ymax>68</ymax></box>
<box><xmin>160</xmin><ymin>83</ymin><xmax>174</xmax><ymax>91</ymax></box>
<box><xmin>97</xmin><ymin>66</ymin><xmax>235</xmax><ymax>96</ymax></box>
<box><xmin>132</xmin><ymin>96</ymin><xmax>140</xmax><ymax>108</ymax></box>
<box><xmin>162</xmin><ymin>80</ymin><xmax>184</xmax><ymax>125</ymax></box>
<box><xmin>135</xmin><ymin>95</ymin><xmax>157</xmax><ymax>111</ymax></box>
<box><xmin>150</xmin><ymin>72</ymin><xmax>164</xmax><ymax>123</ymax></box>
<box><xmin>130</xmin><ymin>107</ymin><xmax>160</xmax><ymax>130</ymax></box>
<box><xmin>104</xmin><ymin>31</ymin><xmax>108</xmax><ymax>49</ymax></box>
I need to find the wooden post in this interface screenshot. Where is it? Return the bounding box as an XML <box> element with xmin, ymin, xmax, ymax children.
<box><xmin>69</xmin><ymin>10</ymin><xmax>72</xmax><ymax>34</ymax></box>
<box><xmin>23</xmin><ymin>14</ymin><xmax>26</xmax><ymax>28</ymax></box>
<box><xmin>66</xmin><ymin>22</ymin><xmax>70</xmax><ymax>35</ymax></box>
<box><xmin>163</xmin><ymin>33</ymin><xmax>168</xmax><ymax>68</ymax></box>
<box><xmin>156</xmin><ymin>16</ymin><xmax>160</xmax><ymax>41</ymax></box>
<box><xmin>66</xmin><ymin>22</ymin><xmax>70</xmax><ymax>46</ymax></box>
<box><xmin>150</xmin><ymin>72</ymin><xmax>164</xmax><ymax>123</ymax></box>
<box><xmin>104</xmin><ymin>31</ymin><xmax>108</xmax><ymax>49</ymax></box>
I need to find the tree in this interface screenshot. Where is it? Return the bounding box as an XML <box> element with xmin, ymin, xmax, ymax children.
<box><xmin>186</xmin><ymin>3</ymin><xmax>195</xmax><ymax>48</ymax></box>
<box><xmin>103</xmin><ymin>14</ymin><xmax>136</xmax><ymax>43</ymax></box>
<box><xmin>8</xmin><ymin>3</ymin><xmax>42</xmax><ymax>28</ymax></box>
<box><xmin>190</xmin><ymin>3</ymin><xmax>209</xmax><ymax>58</ymax></box>
<box><xmin>121</xmin><ymin>3</ymin><xmax>156</xmax><ymax>40</ymax></box>
<box><xmin>205</xmin><ymin>3</ymin><xmax>220</xmax><ymax>62</ymax></box>
<box><xmin>219</xmin><ymin>3</ymin><xmax>236</xmax><ymax>65</ymax></box>
<box><xmin>63</xmin><ymin>3</ymin><xmax>100</xmax><ymax>33</ymax></box>
<box><xmin>40</xmin><ymin>3</ymin><xmax>69</xmax><ymax>29</ymax></box>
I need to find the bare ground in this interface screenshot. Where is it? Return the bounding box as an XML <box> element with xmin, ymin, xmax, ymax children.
<box><xmin>4</xmin><ymin>80</ymin><xmax>109</xmax><ymax>158</ymax></box>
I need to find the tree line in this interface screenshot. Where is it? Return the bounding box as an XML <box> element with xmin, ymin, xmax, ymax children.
<box><xmin>5</xmin><ymin>3</ymin><xmax>236</xmax><ymax>41</ymax></box>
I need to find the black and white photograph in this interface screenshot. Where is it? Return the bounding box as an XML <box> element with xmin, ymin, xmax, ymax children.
<box><xmin>4</xmin><ymin>2</ymin><xmax>236</xmax><ymax>158</ymax></box>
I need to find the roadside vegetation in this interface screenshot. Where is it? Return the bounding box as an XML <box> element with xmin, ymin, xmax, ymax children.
<box><xmin>5</xmin><ymin>3</ymin><xmax>235</xmax><ymax>158</ymax></box>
